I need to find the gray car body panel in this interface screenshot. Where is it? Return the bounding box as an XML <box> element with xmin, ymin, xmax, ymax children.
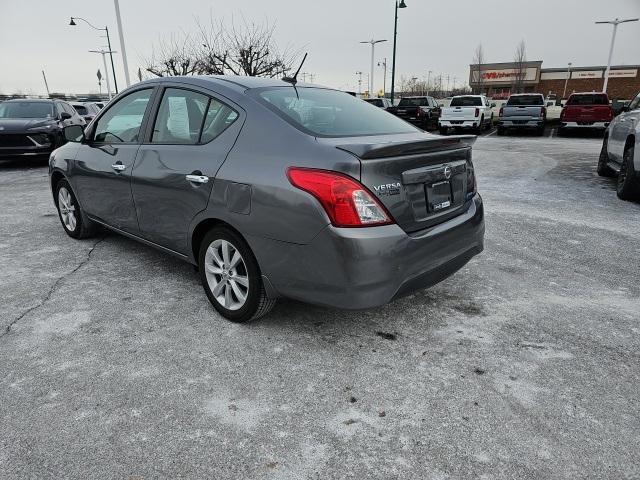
<box><xmin>50</xmin><ymin>75</ymin><xmax>485</xmax><ymax>310</ymax></box>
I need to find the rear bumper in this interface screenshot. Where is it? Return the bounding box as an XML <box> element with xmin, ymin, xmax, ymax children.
<box><xmin>439</xmin><ymin>120</ymin><xmax>479</xmax><ymax>129</ymax></box>
<box><xmin>249</xmin><ymin>194</ymin><xmax>485</xmax><ymax>309</ymax></box>
<box><xmin>560</xmin><ymin>121</ymin><xmax>609</xmax><ymax>129</ymax></box>
<box><xmin>497</xmin><ymin>118</ymin><xmax>544</xmax><ymax>128</ymax></box>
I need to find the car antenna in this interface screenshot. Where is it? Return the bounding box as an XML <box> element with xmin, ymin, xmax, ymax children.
<box><xmin>282</xmin><ymin>53</ymin><xmax>308</xmax><ymax>85</ymax></box>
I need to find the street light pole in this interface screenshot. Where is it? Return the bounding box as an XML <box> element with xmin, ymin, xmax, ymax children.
<box><xmin>356</xmin><ymin>71</ymin><xmax>363</xmax><ymax>96</ymax></box>
<box><xmin>113</xmin><ymin>0</ymin><xmax>131</xmax><ymax>87</ymax></box>
<box><xmin>70</xmin><ymin>17</ymin><xmax>119</xmax><ymax>94</ymax></box>
<box><xmin>89</xmin><ymin>50</ymin><xmax>116</xmax><ymax>100</ymax></box>
<box><xmin>426</xmin><ymin>70</ymin><xmax>432</xmax><ymax>96</ymax></box>
<box><xmin>390</xmin><ymin>0</ymin><xmax>407</xmax><ymax>103</ymax></box>
<box><xmin>563</xmin><ymin>62</ymin><xmax>572</xmax><ymax>99</ymax></box>
<box><xmin>595</xmin><ymin>17</ymin><xmax>639</xmax><ymax>93</ymax></box>
<box><xmin>360</xmin><ymin>39</ymin><xmax>387</xmax><ymax>97</ymax></box>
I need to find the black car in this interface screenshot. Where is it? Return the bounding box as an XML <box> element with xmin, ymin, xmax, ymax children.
<box><xmin>0</xmin><ymin>99</ymin><xmax>85</xmax><ymax>158</ymax></box>
<box><xmin>387</xmin><ymin>96</ymin><xmax>441</xmax><ymax>130</ymax></box>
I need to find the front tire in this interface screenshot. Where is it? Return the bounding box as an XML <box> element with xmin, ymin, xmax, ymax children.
<box><xmin>55</xmin><ymin>179</ymin><xmax>97</xmax><ymax>239</ymax></box>
<box><xmin>616</xmin><ymin>144</ymin><xmax>640</xmax><ymax>201</ymax></box>
<box><xmin>597</xmin><ymin>137</ymin><xmax>615</xmax><ymax>177</ymax></box>
<box><xmin>199</xmin><ymin>227</ymin><xmax>275</xmax><ymax>322</ymax></box>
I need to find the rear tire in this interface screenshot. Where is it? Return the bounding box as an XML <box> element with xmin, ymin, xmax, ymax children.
<box><xmin>597</xmin><ymin>137</ymin><xmax>615</xmax><ymax>177</ymax></box>
<box><xmin>616</xmin><ymin>144</ymin><xmax>640</xmax><ymax>201</ymax></box>
<box><xmin>199</xmin><ymin>227</ymin><xmax>276</xmax><ymax>322</ymax></box>
<box><xmin>54</xmin><ymin>179</ymin><xmax>98</xmax><ymax>239</ymax></box>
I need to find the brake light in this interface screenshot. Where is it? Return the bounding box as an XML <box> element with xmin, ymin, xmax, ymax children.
<box><xmin>541</xmin><ymin>106</ymin><xmax>546</xmax><ymax>118</ymax></box>
<box><xmin>466</xmin><ymin>157</ymin><xmax>477</xmax><ymax>199</ymax></box>
<box><xmin>475</xmin><ymin>108</ymin><xmax>480</xmax><ymax>117</ymax></box>
<box><xmin>287</xmin><ymin>168</ymin><xmax>394</xmax><ymax>227</ymax></box>
<box><xmin>499</xmin><ymin>106</ymin><xmax>504</xmax><ymax>117</ymax></box>
<box><xmin>606</xmin><ymin>107</ymin><xmax>613</xmax><ymax>121</ymax></box>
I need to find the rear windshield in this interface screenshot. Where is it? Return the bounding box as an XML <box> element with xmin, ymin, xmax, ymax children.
<box><xmin>450</xmin><ymin>96</ymin><xmax>482</xmax><ymax>107</ymax></box>
<box><xmin>257</xmin><ymin>87</ymin><xmax>418</xmax><ymax>137</ymax></box>
<box><xmin>567</xmin><ymin>94</ymin><xmax>609</xmax><ymax>106</ymax></box>
<box><xmin>0</xmin><ymin>101</ymin><xmax>54</xmax><ymax>119</ymax></box>
<box><xmin>507</xmin><ymin>95</ymin><xmax>544</xmax><ymax>106</ymax></box>
<box><xmin>398</xmin><ymin>97</ymin><xmax>429</xmax><ymax>107</ymax></box>
<box><xmin>73</xmin><ymin>105</ymin><xmax>88</xmax><ymax>115</ymax></box>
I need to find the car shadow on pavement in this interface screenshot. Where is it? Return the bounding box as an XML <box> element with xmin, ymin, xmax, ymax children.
<box><xmin>0</xmin><ymin>156</ymin><xmax>49</xmax><ymax>169</ymax></box>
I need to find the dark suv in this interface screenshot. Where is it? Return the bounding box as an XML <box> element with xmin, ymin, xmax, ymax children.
<box><xmin>0</xmin><ymin>99</ymin><xmax>85</xmax><ymax>158</ymax></box>
<box><xmin>387</xmin><ymin>96</ymin><xmax>441</xmax><ymax>130</ymax></box>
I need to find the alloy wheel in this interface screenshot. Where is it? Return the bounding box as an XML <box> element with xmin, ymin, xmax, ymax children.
<box><xmin>204</xmin><ymin>239</ymin><xmax>249</xmax><ymax>311</ymax></box>
<box><xmin>58</xmin><ymin>187</ymin><xmax>77</xmax><ymax>232</ymax></box>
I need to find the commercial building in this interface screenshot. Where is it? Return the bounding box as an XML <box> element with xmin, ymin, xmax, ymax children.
<box><xmin>469</xmin><ymin>61</ymin><xmax>639</xmax><ymax>100</ymax></box>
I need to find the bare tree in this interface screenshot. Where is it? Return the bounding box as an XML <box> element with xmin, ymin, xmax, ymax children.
<box><xmin>513</xmin><ymin>40</ymin><xmax>527</xmax><ymax>94</ymax></box>
<box><xmin>145</xmin><ymin>15</ymin><xmax>299</xmax><ymax>79</ymax></box>
<box><xmin>472</xmin><ymin>44</ymin><xmax>485</xmax><ymax>94</ymax></box>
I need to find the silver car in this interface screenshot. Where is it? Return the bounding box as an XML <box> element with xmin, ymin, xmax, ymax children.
<box><xmin>49</xmin><ymin>76</ymin><xmax>484</xmax><ymax>322</ymax></box>
<box><xmin>598</xmin><ymin>91</ymin><xmax>640</xmax><ymax>200</ymax></box>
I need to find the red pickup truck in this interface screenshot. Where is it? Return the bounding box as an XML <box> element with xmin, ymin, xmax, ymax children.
<box><xmin>559</xmin><ymin>93</ymin><xmax>613</xmax><ymax>134</ymax></box>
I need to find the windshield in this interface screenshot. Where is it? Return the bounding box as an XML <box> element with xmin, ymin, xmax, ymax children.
<box><xmin>399</xmin><ymin>98</ymin><xmax>429</xmax><ymax>107</ymax></box>
<box><xmin>0</xmin><ymin>102</ymin><xmax>54</xmax><ymax>119</ymax></box>
<box><xmin>257</xmin><ymin>87</ymin><xmax>417</xmax><ymax>137</ymax></box>
<box><xmin>567</xmin><ymin>94</ymin><xmax>609</xmax><ymax>106</ymax></box>
<box><xmin>73</xmin><ymin>105</ymin><xmax>89</xmax><ymax>115</ymax></box>
<box><xmin>507</xmin><ymin>95</ymin><xmax>544</xmax><ymax>106</ymax></box>
<box><xmin>450</xmin><ymin>96</ymin><xmax>482</xmax><ymax>107</ymax></box>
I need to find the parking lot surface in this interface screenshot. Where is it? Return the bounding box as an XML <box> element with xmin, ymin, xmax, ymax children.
<box><xmin>1</xmin><ymin>135</ymin><xmax>639</xmax><ymax>479</ymax></box>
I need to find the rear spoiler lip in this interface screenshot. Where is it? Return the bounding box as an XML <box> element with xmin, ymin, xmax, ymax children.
<box><xmin>336</xmin><ymin>135</ymin><xmax>476</xmax><ymax>159</ymax></box>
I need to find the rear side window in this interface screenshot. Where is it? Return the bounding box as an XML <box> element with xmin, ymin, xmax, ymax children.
<box><xmin>450</xmin><ymin>96</ymin><xmax>482</xmax><ymax>107</ymax></box>
<box><xmin>567</xmin><ymin>94</ymin><xmax>609</xmax><ymax>106</ymax></box>
<box><xmin>507</xmin><ymin>95</ymin><xmax>544</xmax><ymax>106</ymax></box>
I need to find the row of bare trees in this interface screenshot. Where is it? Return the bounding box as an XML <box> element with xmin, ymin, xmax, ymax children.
<box><xmin>145</xmin><ymin>16</ymin><xmax>300</xmax><ymax>78</ymax></box>
<box><xmin>472</xmin><ymin>40</ymin><xmax>528</xmax><ymax>94</ymax></box>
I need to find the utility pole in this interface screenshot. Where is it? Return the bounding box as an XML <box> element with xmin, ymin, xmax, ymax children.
<box><xmin>446</xmin><ymin>75</ymin><xmax>450</xmax><ymax>96</ymax></box>
<box><xmin>595</xmin><ymin>17</ymin><xmax>638</xmax><ymax>93</ymax></box>
<box><xmin>426</xmin><ymin>70</ymin><xmax>432</xmax><ymax>96</ymax></box>
<box><xmin>563</xmin><ymin>62</ymin><xmax>572</xmax><ymax>99</ymax></box>
<box><xmin>356</xmin><ymin>71</ymin><xmax>363</xmax><ymax>96</ymax></box>
<box><xmin>360</xmin><ymin>38</ymin><xmax>387</xmax><ymax>98</ymax></box>
<box><xmin>390</xmin><ymin>0</ymin><xmax>407</xmax><ymax>104</ymax></box>
<box><xmin>41</xmin><ymin>70</ymin><xmax>51</xmax><ymax>97</ymax></box>
<box><xmin>89</xmin><ymin>49</ymin><xmax>116</xmax><ymax>100</ymax></box>
<box><xmin>113</xmin><ymin>0</ymin><xmax>131</xmax><ymax>87</ymax></box>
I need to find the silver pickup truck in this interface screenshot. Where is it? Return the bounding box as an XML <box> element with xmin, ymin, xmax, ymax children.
<box><xmin>497</xmin><ymin>94</ymin><xmax>546</xmax><ymax>135</ymax></box>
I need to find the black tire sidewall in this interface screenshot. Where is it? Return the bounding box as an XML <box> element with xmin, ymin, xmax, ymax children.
<box><xmin>55</xmin><ymin>179</ymin><xmax>83</xmax><ymax>238</ymax></box>
<box><xmin>199</xmin><ymin>227</ymin><xmax>263</xmax><ymax>322</ymax></box>
<box><xmin>617</xmin><ymin>145</ymin><xmax>639</xmax><ymax>200</ymax></box>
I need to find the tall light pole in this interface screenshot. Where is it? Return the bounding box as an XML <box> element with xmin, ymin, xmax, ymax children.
<box><xmin>563</xmin><ymin>62</ymin><xmax>572</xmax><ymax>99</ymax></box>
<box><xmin>89</xmin><ymin>49</ymin><xmax>117</xmax><ymax>100</ymax></box>
<box><xmin>595</xmin><ymin>17</ymin><xmax>639</xmax><ymax>93</ymax></box>
<box><xmin>390</xmin><ymin>0</ymin><xmax>407</xmax><ymax>104</ymax></box>
<box><xmin>113</xmin><ymin>0</ymin><xmax>131</xmax><ymax>87</ymax></box>
<box><xmin>378</xmin><ymin>58</ymin><xmax>388</xmax><ymax>96</ymax></box>
<box><xmin>355</xmin><ymin>71</ymin><xmax>363</xmax><ymax>95</ymax></box>
<box><xmin>360</xmin><ymin>39</ymin><xmax>387</xmax><ymax>98</ymax></box>
<box><xmin>70</xmin><ymin>17</ymin><xmax>118</xmax><ymax>94</ymax></box>
<box><xmin>426</xmin><ymin>70</ymin><xmax>432</xmax><ymax>96</ymax></box>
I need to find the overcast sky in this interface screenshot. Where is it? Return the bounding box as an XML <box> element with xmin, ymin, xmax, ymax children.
<box><xmin>1</xmin><ymin>0</ymin><xmax>638</xmax><ymax>95</ymax></box>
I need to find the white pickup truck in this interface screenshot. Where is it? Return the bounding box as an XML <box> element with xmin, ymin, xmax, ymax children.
<box><xmin>439</xmin><ymin>95</ymin><xmax>493</xmax><ymax>135</ymax></box>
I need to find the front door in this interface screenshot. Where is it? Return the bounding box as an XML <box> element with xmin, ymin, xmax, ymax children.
<box><xmin>131</xmin><ymin>86</ymin><xmax>242</xmax><ymax>254</ymax></box>
<box><xmin>72</xmin><ymin>88</ymin><xmax>154</xmax><ymax>233</ymax></box>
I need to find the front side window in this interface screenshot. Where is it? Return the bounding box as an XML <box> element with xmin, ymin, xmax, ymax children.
<box><xmin>257</xmin><ymin>87</ymin><xmax>418</xmax><ymax>137</ymax></box>
<box><xmin>93</xmin><ymin>89</ymin><xmax>152</xmax><ymax>143</ymax></box>
<box><xmin>0</xmin><ymin>102</ymin><xmax>54</xmax><ymax>119</ymax></box>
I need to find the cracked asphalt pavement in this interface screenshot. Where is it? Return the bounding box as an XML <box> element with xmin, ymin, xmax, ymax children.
<box><xmin>1</xmin><ymin>135</ymin><xmax>639</xmax><ymax>479</ymax></box>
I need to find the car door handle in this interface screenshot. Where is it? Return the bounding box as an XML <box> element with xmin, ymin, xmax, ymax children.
<box><xmin>111</xmin><ymin>163</ymin><xmax>126</xmax><ymax>171</ymax></box>
<box><xmin>186</xmin><ymin>174</ymin><xmax>209</xmax><ymax>184</ymax></box>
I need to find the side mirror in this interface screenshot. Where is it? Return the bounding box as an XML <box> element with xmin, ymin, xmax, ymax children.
<box><xmin>60</xmin><ymin>112</ymin><xmax>72</xmax><ymax>120</ymax></box>
<box><xmin>63</xmin><ymin>124</ymin><xmax>85</xmax><ymax>143</ymax></box>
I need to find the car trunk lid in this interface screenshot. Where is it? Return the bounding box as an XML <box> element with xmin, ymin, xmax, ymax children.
<box><xmin>321</xmin><ymin>133</ymin><xmax>476</xmax><ymax>233</ymax></box>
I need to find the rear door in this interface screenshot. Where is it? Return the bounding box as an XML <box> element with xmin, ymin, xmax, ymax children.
<box><xmin>72</xmin><ymin>87</ymin><xmax>155</xmax><ymax>233</ymax></box>
<box><xmin>131</xmin><ymin>85</ymin><xmax>243</xmax><ymax>254</ymax></box>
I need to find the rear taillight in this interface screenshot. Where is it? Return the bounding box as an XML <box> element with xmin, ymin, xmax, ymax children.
<box><xmin>287</xmin><ymin>168</ymin><xmax>394</xmax><ymax>227</ymax></box>
<box><xmin>475</xmin><ymin>107</ymin><xmax>480</xmax><ymax>117</ymax></box>
<box><xmin>606</xmin><ymin>107</ymin><xmax>613</xmax><ymax>121</ymax></box>
<box><xmin>499</xmin><ymin>106</ymin><xmax>504</xmax><ymax>117</ymax></box>
<box><xmin>466</xmin><ymin>157</ymin><xmax>477</xmax><ymax>199</ymax></box>
<box><xmin>560</xmin><ymin>108</ymin><xmax>565</xmax><ymax>120</ymax></box>
<box><xmin>541</xmin><ymin>106</ymin><xmax>546</xmax><ymax>118</ymax></box>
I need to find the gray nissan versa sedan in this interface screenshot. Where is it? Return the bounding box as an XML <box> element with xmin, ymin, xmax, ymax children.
<box><xmin>49</xmin><ymin>76</ymin><xmax>484</xmax><ymax>322</ymax></box>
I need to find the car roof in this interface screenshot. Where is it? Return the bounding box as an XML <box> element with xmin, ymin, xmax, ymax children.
<box><xmin>138</xmin><ymin>75</ymin><xmax>321</xmax><ymax>91</ymax></box>
<box><xmin>569</xmin><ymin>92</ymin><xmax>609</xmax><ymax>96</ymax></box>
<box><xmin>3</xmin><ymin>98</ymin><xmax>54</xmax><ymax>103</ymax></box>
